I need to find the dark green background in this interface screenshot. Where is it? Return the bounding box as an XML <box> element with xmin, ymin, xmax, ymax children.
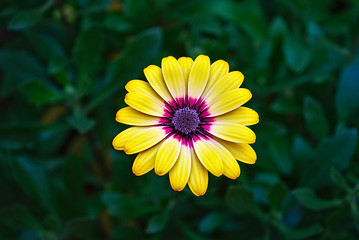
<box><xmin>1</xmin><ymin>0</ymin><xmax>359</xmax><ymax>239</ymax></box>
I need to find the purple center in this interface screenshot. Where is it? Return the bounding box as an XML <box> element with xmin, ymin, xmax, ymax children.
<box><xmin>171</xmin><ymin>107</ymin><xmax>200</xmax><ymax>134</ymax></box>
<box><xmin>160</xmin><ymin>97</ymin><xmax>214</xmax><ymax>144</ymax></box>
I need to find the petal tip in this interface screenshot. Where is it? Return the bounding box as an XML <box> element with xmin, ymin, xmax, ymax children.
<box><xmin>226</xmin><ymin>171</ymin><xmax>241</xmax><ymax>180</ymax></box>
<box><xmin>123</xmin><ymin>145</ymin><xmax>133</xmax><ymax>155</ymax></box>
<box><xmin>212</xmin><ymin>170</ymin><xmax>223</xmax><ymax>177</ymax></box>
<box><xmin>246</xmin><ymin>89</ymin><xmax>253</xmax><ymax>99</ymax></box>
<box><xmin>251</xmin><ymin>151</ymin><xmax>257</xmax><ymax>163</ymax></box>
<box><xmin>113</xmin><ymin>145</ymin><xmax>123</xmax><ymax>151</ymax></box>
<box><xmin>132</xmin><ymin>168</ymin><xmax>143</xmax><ymax>176</ymax></box>
<box><xmin>144</xmin><ymin>64</ymin><xmax>157</xmax><ymax>71</ymax></box>
<box><xmin>155</xmin><ymin>168</ymin><xmax>166</xmax><ymax>176</ymax></box>
<box><xmin>124</xmin><ymin>82</ymin><xmax>132</xmax><ymax>92</ymax></box>
<box><xmin>171</xmin><ymin>185</ymin><xmax>185</xmax><ymax>192</ymax></box>
<box><xmin>198</xmin><ymin>54</ymin><xmax>209</xmax><ymax>59</ymax></box>
<box><xmin>192</xmin><ymin>189</ymin><xmax>206</xmax><ymax>197</ymax></box>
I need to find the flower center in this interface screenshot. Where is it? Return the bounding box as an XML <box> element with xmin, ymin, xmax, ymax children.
<box><xmin>171</xmin><ymin>107</ymin><xmax>200</xmax><ymax>134</ymax></box>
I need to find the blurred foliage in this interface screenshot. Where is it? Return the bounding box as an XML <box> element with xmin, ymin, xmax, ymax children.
<box><xmin>1</xmin><ymin>0</ymin><xmax>359</xmax><ymax>239</ymax></box>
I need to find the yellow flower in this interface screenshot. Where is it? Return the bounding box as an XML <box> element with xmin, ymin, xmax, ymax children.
<box><xmin>113</xmin><ymin>55</ymin><xmax>259</xmax><ymax>196</ymax></box>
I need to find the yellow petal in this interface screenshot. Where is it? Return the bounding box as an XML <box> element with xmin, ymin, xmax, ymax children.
<box><xmin>116</xmin><ymin>107</ymin><xmax>161</xmax><ymax>126</ymax></box>
<box><xmin>124</xmin><ymin>126</ymin><xmax>167</xmax><ymax>154</ymax></box>
<box><xmin>125</xmin><ymin>79</ymin><xmax>152</xmax><ymax>93</ymax></box>
<box><xmin>125</xmin><ymin>80</ymin><xmax>163</xmax><ymax>101</ymax></box>
<box><xmin>215</xmin><ymin>107</ymin><xmax>259</xmax><ymax>126</ymax></box>
<box><xmin>212</xmin><ymin>139</ymin><xmax>240</xmax><ymax>179</ymax></box>
<box><xmin>132</xmin><ymin>142</ymin><xmax>162</xmax><ymax>176</ymax></box>
<box><xmin>204</xmin><ymin>71</ymin><xmax>244</xmax><ymax>105</ymax></box>
<box><xmin>155</xmin><ymin>135</ymin><xmax>181</xmax><ymax>176</ymax></box>
<box><xmin>188</xmin><ymin>149</ymin><xmax>208</xmax><ymax>196</ymax></box>
<box><xmin>188</xmin><ymin>55</ymin><xmax>210</xmax><ymax>100</ymax></box>
<box><xmin>169</xmin><ymin>144</ymin><xmax>191</xmax><ymax>191</ymax></box>
<box><xmin>112</xmin><ymin>127</ymin><xmax>145</xmax><ymax>150</ymax></box>
<box><xmin>125</xmin><ymin>91</ymin><xmax>166</xmax><ymax>117</ymax></box>
<box><xmin>210</xmin><ymin>122</ymin><xmax>256</xmax><ymax>144</ymax></box>
<box><xmin>162</xmin><ymin>56</ymin><xmax>186</xmax><ymax>102</ymax></box>
<box><xmin>193</xmin><ymin>137</ymin><xmax>223</xmax><ymax>177</ymax></box>
<box><xmin>178</xmin><ymin>57</ymin><xmax>193</xmax><ymax>92</ymax></box>
<box><xmin>144</xmin><ymin>65</ymin><xmax>173</xmax><ymax>103</ymax></box>
<box><xmin>201</xmin><ymin>59</ymin><xmax>229</xmax><ymax>97</ymax></box>
<box><xmin>215</xmin><ymin>138</ymin><xmax>257</xmax><ymax>164</ymax></box>
<box><xmin>208</xmin><ymin>88</ymin><xmax>252</xmax><ymax>117</ymax></box>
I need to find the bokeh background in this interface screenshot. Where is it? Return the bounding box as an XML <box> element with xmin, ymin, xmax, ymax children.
<box><xmin>1</xmin><ymin>0</ymin><xmax>359</xmax><ymax>239</ymax></box>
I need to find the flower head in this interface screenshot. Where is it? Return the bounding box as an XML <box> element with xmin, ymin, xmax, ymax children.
<box><xmin>113</xmin><ymin>55</ymin><xmax>259</xmax><ymax>196</ymax></box>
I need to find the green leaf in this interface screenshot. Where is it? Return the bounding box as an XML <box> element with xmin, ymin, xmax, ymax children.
<box><xmin>350</xmin><ymin>196</ymin><xmax>359</xmax><ymax>230</ymax></box>
<box><xmin>8</xmin><ymin>10</ymin><xmax>42</xmax><ymax>30</ymax></box>
<box><xmin>307</xmin><ymin>22</ymin><xmax>350</xmax><ymax>57</ymax></box>
<box><xmin>54</xmin><ymin>70</ymin><xmax>71</xmax><ymax>86</ymax></box>
<box><xmin>300</xmin><ymin>128</ymin><xmax>357</xmax><ymax>187</ymax></box>
<box><xmin>293</xmin><ymin>188</ymin><xmax>342</xmax><ymax>211</ymax></box>
<box><xmin>225</xmin><ymin>186</ymin><xmax>263</xmax><ymax>217</ymax></box>
<box><xmin>213</xmin><ymin>0</ymin><xmax>267</xmax><ymax>40</ymax></box>
<box><xmin>102</xmin><ymin>192</ymin><xmax>157</xmax><ymax>219</ymax></box>
<box><xmin>25</xmin><ymin>31</ymin><xmax>67</xmax><ymax>73</ymax></box>
<box><xmin>330</xmin><ymin>167</ymin><xmax>352</xmax><ymax>193</ymax></box>
<box><xmin>103</xmin><ymin>14</ymin><xmax>132</xmax><ymax>32</ymax></box>
<box><xmin>335</xmin><ymin>54</ymin><xmax>359</xmax><ymax>122</ymax></box>
<box><xmin>0</xmin><ymin>50</ymin><xmax>46</xmax><ymax>96</ymax></box>
<box><xmin>303</xmin><ymin>96</ymin><xmax>329</xmax><ymax>139</ymax></box>
<box><xmin>76</xmin><ymin>0</ymin><xmax>112</xmax><ymax>13</ymax></box>
<box><xmin>107</xmin><ymin>27</ymin><xmax>162</xmax><ymax>84</ymax></box>
<box><xmin>66</xmin><ymin>107</ymin><xmax>95</xmax><ymax>133</ymax></box>
<box><xmin>271</xmin><ymin>96</ymin><xmax>301</xmax><ymax>115</ymax></box>
<box><xmin>146</xmin><ymin>210</ymin><xmax>170</xmax><ymax>234</ymax></box>
<box><xmin>269</xmin><ymin>139</ymin><xmax>293</xmax><ymax>174</ymax></box>
<box><xmin>278</xmin><ymin>224</ymin><xmax>323</xmax><ymax>239</ymax></box>
<box><xmin>10</xmin><ymin>157</ymin><xmax>53</xmax><ymax>212</ymax></box>
<box><xmin>256</xmin><ymin>121</ymin><xmax>287</xmax><ymax>140</ymax></box>
<box><xmin>25</xmin><ymin>31</ymin><xmax>65</xmax><ymax>60</ymax></box>
<box><xmin>176</xmin><ymin>218</ymin><xmax>208</xmax><ymax>240</ymax></box>
<box><xmin>198</xmin><ymin>211</ymin><xmax>226</xmax><ymax>234</ymax></box>
<box><xmin>63</xmin><ymin>154</ymin><xmax>86</xmax><ymax>215</ymax></box>
<box><xmin>62</xmin><ymin>217</ymin><xmax>96</xmax><ymax>240</ymax></box>
<box><xmin>74</xmin><ymin>27</ymin><xmax>105</xmax><ymax>94</ymax></box>
<box><xmin>268</xmin><ymin>182</ymin><xmax>288</xmax><ymax>210</ymax></box>
<box><xmin>21</xmin><ymin>80</ymin><xmax>62</xmax><ymax>106</ymax></box>
<box><xmin>292</xmin><ymin>136</ymin><xmax>313</xmax><ymax>161</ymax></box>
<box><xmin>283</xmin><ymin>33</ymin><xmax>312</xmax><ymax>73</ymax></box>
<box><xmin>270</xmin><ymin>17</ymin><xmax>288</xmax><ymax>41</ymax></box>
<box><xmin>7</xmin><ymin>1</ymin><xmax>54</xmax><ymax>30</ymax></box>
<box><xmin>86</xmin><ymin>27</ymin><xmax>162</xmax><ymax>112</ymax></box>
<box><xmin>317</xmin><ymin>128</ymin><xmax>357</xmax><ymax>170</ymax></box>
<box><xmin>0</xmin><ymin>206</ymin><xmax>57</xmax><ymax>240</ymax></box>
<box><xmin>0</xmin><ymin>205</ymin><xmax>43</xmax><ymax>232</ymax></box>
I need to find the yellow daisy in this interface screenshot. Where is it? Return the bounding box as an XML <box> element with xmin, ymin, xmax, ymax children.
<box><xmin>113</xmin><ymin>55</ymin><xmax>259</xmax><ymax>196</ymax></box>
